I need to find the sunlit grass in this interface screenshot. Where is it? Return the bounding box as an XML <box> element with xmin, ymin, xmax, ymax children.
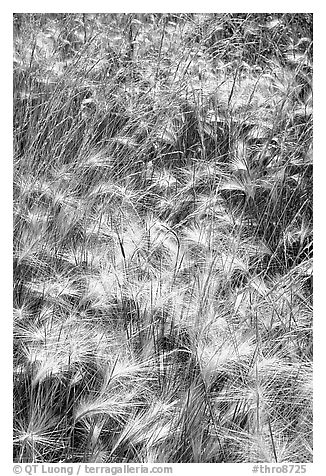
<box><xmin>13</xmin><ymin>13</ymin><xmax>312</xmax><ymax>463</ymax></box>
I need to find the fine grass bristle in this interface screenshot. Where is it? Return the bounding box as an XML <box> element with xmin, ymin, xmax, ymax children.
<box><xmin>14</xmin><ymin>13</ymin><xmax>312</xmax><ymax>463</ymax></box>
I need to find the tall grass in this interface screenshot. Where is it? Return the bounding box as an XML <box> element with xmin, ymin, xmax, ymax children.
<box><xmin>13</xmin><ymin>13</ymin><xmax>312</xmax><ymax>463</ymax></box>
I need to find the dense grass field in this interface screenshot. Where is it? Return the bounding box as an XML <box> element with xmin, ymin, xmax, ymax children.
<box><xmin>13</xmin><ymin>13</ymin><xmax>313</xmax><ymax>463</ymax></box>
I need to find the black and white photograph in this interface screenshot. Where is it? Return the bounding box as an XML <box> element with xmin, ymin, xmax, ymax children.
<box><xmin>12</xmin><ymin>10</ymin><xmax>313</xmax><ymax>466</ymax></box>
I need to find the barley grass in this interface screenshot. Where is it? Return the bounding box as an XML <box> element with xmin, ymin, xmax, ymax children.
<box><xmin>13</xmin><ymin>13</ymin><xmax>312</xmax><ymax>463</ymax></box>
